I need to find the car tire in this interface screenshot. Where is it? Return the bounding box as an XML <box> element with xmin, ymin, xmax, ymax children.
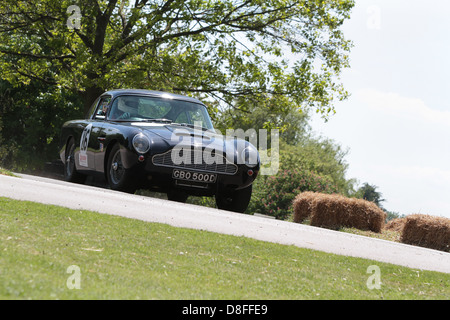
<box><xmin>215</xmin><ymin>184</ymin><xmax>252</xmax><ymax>213</ymax></box>
<box><xmin>64</xmin><ymin>138</ymin><xmax>86</xmax><ymax>184</ymax></box>
<box><xmin>106</xmin><ymin>143</ymin><xmax>137</xmax><ymax>194</ymax></box>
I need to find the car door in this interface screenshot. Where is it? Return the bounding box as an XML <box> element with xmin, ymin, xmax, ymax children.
<box><xmin>78</xmin><ymin>96</ymin><xmax>111</xmax><ymax>171</ymax></box>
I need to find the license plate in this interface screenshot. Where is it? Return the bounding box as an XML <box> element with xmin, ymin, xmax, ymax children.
<box><xmin>172</xmin><ymin>170</ymin><xmax>217</xmax><ymax>183</ymax></box>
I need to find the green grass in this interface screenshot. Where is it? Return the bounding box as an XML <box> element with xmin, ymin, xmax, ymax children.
<box><xmin>0</xmin><ymin>197</ymin><xmax>449</xmax><ymax>300</ymax></box>
<box><xmin>0</xmin><ymin>167</ymin><xmax>17</xmax><ymax>177</ymax></box>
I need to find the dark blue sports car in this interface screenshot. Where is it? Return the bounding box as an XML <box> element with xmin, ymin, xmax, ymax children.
<box><xmin>59</xmin><ymin>89</ymin><xmax>260</xmax><ymax>213</ymax></box>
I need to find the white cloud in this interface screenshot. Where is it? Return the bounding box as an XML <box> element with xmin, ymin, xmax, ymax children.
<box><xmin>376</xmin><ymin>164</ymin><xmax>450</xmax><ymax>187</ymax></box>
<box><xmin>356</xmin><ymin>88</ymin><xmax>450</xmax><ymax>126</ymax></box>
<box><xmin>367</xmin><ymin>164</ymin><xmax>450</xmax><ymax>217</ymax></box>
<box><xmin>312</xmin><ymin>88</ymin><xmax>450</xmax><ymax>218</ymax></box>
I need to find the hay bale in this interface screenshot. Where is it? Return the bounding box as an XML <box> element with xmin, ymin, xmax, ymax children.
<box><xmin>309</xmin><ymin>194</ymin><xmax>386</xmax><ymax>233</ymax></box>
<box><xmin>348</xmin><ymin>198</ymin><xmax>386</xmax><ymax>233</ymax></box>
<box><xmin>400</xmin><ymin>214</ymin><xmax>450</xmax><ymax>252</ymax></box>
<box><xmin>385</xmin><ymin>218</ymin><xmax>407</xmax><ymax>232</ymax></box>
<box><xmin>293</xmin><ymin>192</ymin><xmax>386</xmax><ymax>233</ymax></box>
<box><xmin>310</xmin><ymin>194</ymin><xmax>347</xmax><ymax>230</ymax></box>
<box><xmin>292</xmin><ymin>192</ymin><xmax>320</xmax><ymax>223</ymax></box>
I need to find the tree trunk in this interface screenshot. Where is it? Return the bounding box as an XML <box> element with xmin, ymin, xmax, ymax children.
<box><xmin>81</xmin><ymin>86</ymin><xmax>105</xmax><ymax>117</ymax></box>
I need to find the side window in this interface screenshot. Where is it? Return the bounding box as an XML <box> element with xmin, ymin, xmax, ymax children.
<box><xmin>86</xmin><ymin>97</ymin><xmax>100</xmax><ymax>119</ymax></box>
<box><xmin>93</xmin><ymin>96</ymin><xmax>111</xmax><ymax>119</ymax></box>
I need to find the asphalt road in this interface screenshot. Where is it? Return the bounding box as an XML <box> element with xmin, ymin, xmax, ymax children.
<box><xmin>1</xmin><ymin>173</ymin><xmax>449</xmax><ymax>274</ymax></box>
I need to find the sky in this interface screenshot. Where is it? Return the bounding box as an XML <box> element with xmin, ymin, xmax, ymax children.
<box><xmin>309</xmin><ymin>0</ymin><xmax>450</xmax><ymax>218</ymax></box>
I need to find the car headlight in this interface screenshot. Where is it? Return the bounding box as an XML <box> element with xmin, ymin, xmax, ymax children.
<box><xmin>132</xmin><ymin>133</ymin><xmax>150</xmax><ymax>154</ymax></box>
<box><xmin>241</xmin><ymin>145</ymin><xmax>259</xmax><ymax>167</ymax></box>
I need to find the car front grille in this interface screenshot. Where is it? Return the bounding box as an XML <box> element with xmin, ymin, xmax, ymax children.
<box><xmin>152</xmin><ymin>149</ymin><xmax>238</xmax><ymax>175</ymax></box>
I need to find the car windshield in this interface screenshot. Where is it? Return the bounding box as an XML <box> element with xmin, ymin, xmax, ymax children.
<box><xmin>108</xmin><ymin>95</ymin><xmax>214</xmax><ymax>130</ymax></box>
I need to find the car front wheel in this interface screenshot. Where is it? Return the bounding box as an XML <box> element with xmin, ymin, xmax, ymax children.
<box><xmin>106</xmin><ymin>144</ymin><xmax>136</xmax><ymax>194</ymax></box>
<box><xmin>215</xmin><ymin>184</ymin><xmax>252</xmax><ymax>213</ymax></box>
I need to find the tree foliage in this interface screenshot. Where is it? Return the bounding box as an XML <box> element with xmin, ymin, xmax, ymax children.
<box><xmin>279</xmin><ymin>137</ymin><xmax>355</xmax><ymax>195</ymax></box>
<box><xmin>217</xmin><ymin>94</ymin><xmax>309</xmax><ymax>144</ymax></box>
<box><xmin>0</xmin><ymin>80</ymin><xmax>82</xmax><ymax>170</ymax></box>
<box><xmin>355</xmin><ymin>182</ymin><xmax>385</xmax><ymax>209</ymax></box>
<box><xmin>0</xmin><ymin>0</ymin><xmax>354</xmax><ymax>115</ymax></box>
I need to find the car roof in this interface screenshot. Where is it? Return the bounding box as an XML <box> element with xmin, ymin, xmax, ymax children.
<box><xmin>102</xmin><ymin>89</ymin><xmax>205</xmax><ymax>105</ymax></box>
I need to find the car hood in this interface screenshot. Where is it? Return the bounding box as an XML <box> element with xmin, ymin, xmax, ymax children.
<box><xmin>127</xmin><ymin>122</ymin><xmax>258</xmax><ymax>163</ymax></box>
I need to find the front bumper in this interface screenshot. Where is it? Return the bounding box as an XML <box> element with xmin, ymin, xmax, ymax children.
<box><xmin>121</xmin><ymin>147</ymin><xmax>259</xmax><ymax>196</ymax></box>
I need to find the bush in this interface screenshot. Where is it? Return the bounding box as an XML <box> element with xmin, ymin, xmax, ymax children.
<box><xmin>0</xmin><ymin>81</ymin><xmax>83</xmax><ymax>171</ymax></box>
<box><xmin>249</xmin><ymin>169</ymin><xmax>338</xmax><ymax>220</ymax></box>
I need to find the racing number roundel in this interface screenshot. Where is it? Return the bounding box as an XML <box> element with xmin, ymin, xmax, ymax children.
<box><xmin>79</xmin><ymin>123</ymin><xmax>92</xmax><ymax>167</ymax></box>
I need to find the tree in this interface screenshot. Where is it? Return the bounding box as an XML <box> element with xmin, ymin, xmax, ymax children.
<box><xmin>217</xmin><ymin>94</ymin><xmax>309</xmax><ymax>144</ymax></box>
<box><xmin>0</xmin><ymin>0</ymin><xmax>354</xmax><ymax>117</ymax></box>
<box><xmin>279</xmin><ymin>137</ymin><xmax>356</xmax><ymax>195</ymax></box>
<box><xmin>0</xmin><ymin>79</ymin><xmax>82</xmax><ymax>170</ymax></box>
<box><xmin>355</xmin><ymin>183</ymin><xmax>385</xmax><ymax>209</ymax></box>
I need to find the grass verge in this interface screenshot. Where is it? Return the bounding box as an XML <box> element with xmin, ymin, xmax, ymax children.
<box><xmin>0</xmin><ymin>167</ymin><xmax>17</xmax><ymax>177</ymax></box>
<box><xmin>0</xmin><ymin>197</ymin><xmax>448</xmax><ymax>300</ymax></box>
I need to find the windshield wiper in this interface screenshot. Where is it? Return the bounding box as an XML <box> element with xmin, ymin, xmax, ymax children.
<box><xmin>110</xmin><ymin>118</ymin><xmax>173</xmax><ymax>124</ymax></box>
<box><xmin>171</xmin><ymin>122</ymin><xmax>209</xmax><ymax>130</ymax></box>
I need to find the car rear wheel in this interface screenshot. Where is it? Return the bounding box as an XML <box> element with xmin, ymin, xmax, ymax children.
<box><xmin>215</xmin><ymin>184</ymin><xmax>252</xmax><ymax>213</ymax></box>
<box><xmin>64</xmin><ymin>138</ymin><xmax>86</xmax><ymax>184</ymax></box>
<box><xmin>106</xmin><ymin>144</ymin><xmax>136</xmax><ymax>194</ymax></box>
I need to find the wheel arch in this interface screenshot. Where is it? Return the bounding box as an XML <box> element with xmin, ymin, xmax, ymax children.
<box><xmin>103</xmin><ymin>139</ymin><xmax>119</xmax><ymax>178</ymax></box>
<box><xmin>60</xmin><ymin>135</ymin><xmax>75</xmax><ymax>164</ymax></box>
